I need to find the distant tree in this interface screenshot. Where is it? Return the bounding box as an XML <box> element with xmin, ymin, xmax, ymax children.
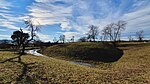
<box><xmin>128</xmin><ymin>35</ymin><xmax>133</xmax><ymax>42</ymax></box>
<box><xmin>102</xmin><ymin>20</ymin><xmax>127</xmax><ymax>43</ymax></box>
<box><xmin>59</xmin><ymin>35</ymin><xmax>65</xmax><ymax>43</ymax></box>
<box><xmin>136</xmin><ymin>30</ymin><xmax>144</xmax><ymax>41</ymax></box>
<box><xmin>0</xmin><ymin>39</ymin><xmax>9</xmax><ymax>44</ymax></box>
<box><xmin>53</xmin><ymin>37</ymin><xmax>58</xmax><ymax>43</ymax></box>
<box><xmin>32</xmin><ymin>40</ymin><xmax>42</xmax><ymax>47</ymax></box>
<box><xmin>99</xmin><ymin>36</ymin><xmax>103</xmax><ymax>41</ymax></box>
<box><xmin>0</xmin><ymin>39</ymin><xmax>10</xmax><ymax>49</ymax></box>
<box><xmin>70</xmin><ymin>36</ymin><xmax>75</xmax><ymax>42</ymax></box>
<box><xmin>87</xmin><ymin>25</ymin><xmax>99</xmax><ymax>42</ymax></box>
<box><xmin>102</xmin><ymin>23</ymin><xmax>114</xmax><ymax>41</ymax></box>
<box><xmin>78</xmin><ymin>37</ymin><xmax>88</xmax><ymax>42</ymax></box>
<box><xmin>11</xmin><ymin>29</ymin><xmax>29</xmax><ymax>54</ymax></box>
<box><xmin>115</xmin><ymin>21</ymin><xmax>127</xmax><ymax>41</ymax></box>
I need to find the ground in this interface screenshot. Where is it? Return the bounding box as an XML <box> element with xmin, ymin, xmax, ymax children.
<box><xmin>0</xmin><ymin>42</ymin><xmax>150</xmax><ymax>84</ymax></box>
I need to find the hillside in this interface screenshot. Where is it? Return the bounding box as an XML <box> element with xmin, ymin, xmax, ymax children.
<box><xmin>42</xmin><ymin>42</ymin><xmax>123</xmax><ymax>62</ymax></box>
<box><xmin>0</xmin><ymin>42</ymin><xmax>150</xmax><ymax>83</ymax></box>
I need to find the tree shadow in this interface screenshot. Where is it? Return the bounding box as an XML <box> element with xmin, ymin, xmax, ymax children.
<box><xmin>78</xmin><ymin>47</ymin><xmax>124</xmax><ymax>63</ymax></box>
<box><xmin>0</xmin><ymin>54</ymin><xmax>36</xmax><ymax>83</ymax></box>
<box><xmin>117</xmin><ymin>43</ymin><xmax>143</xmax><ymax>47</ymax></box>
<box><xmin>65</xmin><ymin>45</ymin><xmax>124</xmax><ymax>63</ymax></box>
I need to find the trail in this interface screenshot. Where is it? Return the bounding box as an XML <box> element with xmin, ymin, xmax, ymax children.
<box><xmin>26</xmin><ymin>49</ymin><xmax>94</xmax><ymax>67</ymax></box>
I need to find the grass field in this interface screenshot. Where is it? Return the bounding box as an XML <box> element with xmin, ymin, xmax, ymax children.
<box><xmin>0</xmin><ymin>42</ymin><xmax>150</xmax><ymax>83</ymax></box>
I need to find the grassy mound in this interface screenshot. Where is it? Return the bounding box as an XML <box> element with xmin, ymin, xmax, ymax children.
<box><xmin>43</xmin><ymin>42</ymin><xmax>123</xmax><ymax>62</ymax></box>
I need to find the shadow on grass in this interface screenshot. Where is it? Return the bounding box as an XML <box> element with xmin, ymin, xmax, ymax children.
<box><xmin>0</xmin><ymin>54</ymin><xmax>36</xmax><ymax>83</ymax></box>
<box><xmin>76</xmin><ymin>48</ymin><xmax>124</xmax><ymax>63</ymax></box>
<box><xmin>116</xmin><ymin>43</ymin><xmax>149</xmax><ymax>47</ymax></box>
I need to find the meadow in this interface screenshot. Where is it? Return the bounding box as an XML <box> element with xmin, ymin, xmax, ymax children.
<box><xmin>0</xmin><ymin>42</ymin><xmax>150</xmax><ymax>83</ymax></box>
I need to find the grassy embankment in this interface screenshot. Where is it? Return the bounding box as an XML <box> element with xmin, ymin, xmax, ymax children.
<box><xmin>42</xmin><ymin>42</ymin><xmax>123</xmax><ymax>62</ymax></box>
<box><xmin>0</xmin><ymin>42</ymin><xmax>150</xmax><ymax>83</ymax></box>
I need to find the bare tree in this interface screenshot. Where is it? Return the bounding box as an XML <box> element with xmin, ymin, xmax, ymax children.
<box><xmin>102</xmin><ymin>20</ymin><xmax>127</xmax><ymax>42</ymax></box>
<box><xmin>102</xmin><ymin>23</ymin><xmax>114</xmax><ymax>41</ymax></box>
<box><xmin>114</xmin><ymin>20</ymin><xmax>127</xmax><ymax>41</ymax></box>
<box><xmin>59</xmin><ymin>35</ymin><xmax>65</xmax><ymax>43</ymax></box>
<box><xmin>87</xmin><ymin>25</ymin><xmax>99</xmax><ymax>42</ymax></box>
<box><xmin>0</xmin><ymin>39</ymin><xmax>10</xmax><ymax>49</ymax></box>
<box><xmin>99</xmin><ymin>36</ymin><xmax>103</xmax><ymax>41</ymax></box>
<box><xmin>136</xmin><ymin>30</ymin><xmax>144</xmax><ymax>41</ymax></box>
<box><xmin>70</xmin><ymin>36</ymin><xmax>75</xmax><ymax>42</ymax></box>
<box><xmin>78</xmin><ymin>37</ymin><xmax>88</xmax><ymax>42</ymax></box>
<box><xmin>53</xmin><ymin>37</ymin><xmax>58</xmax><ymax>43</ymax></box>
<box><xmin>128</xmin><ymin>35</ymin><xmax>133</xmax><ymax>42</ymax></box>
<box><xmin>25</xmin><ymin>19</ymin><xmax>40</xmax><ymax>42</ymax></box>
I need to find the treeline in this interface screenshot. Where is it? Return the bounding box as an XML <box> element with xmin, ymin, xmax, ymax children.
<box><xmin>53</xmin><ymin>20</ymin><xmax>148</xmax><ymax>43</ymax></box>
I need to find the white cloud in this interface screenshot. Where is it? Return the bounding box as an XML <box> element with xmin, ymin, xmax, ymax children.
<box><xmin>0</xmin><ymin>0</ymin><xmax>21</xmax><ymax>31</ymax></box>
<box><xmin>0</xmin><ymin>35</ymin><xmax>10</xmax><ymax>40</ymax></box>
<box><xmin>0</xmin><ymin>0</ymin><xmax>12</xmax><ymax>9</ymax></box>
<box><xmin>27</xmin><ymin>0</ymin><xmax>113</xmax><ymax>38</ymax></box>
<box><xmin>61</xmin><ymin>32</ymin><xmax>80</xmax><ymax>39</ymax></box>
<box><xmin>0</xmin><ymin>20</ymin><xmax>19</xmax><ymax>30</ymax></box>
<box><xmin>122</xmin><ymin>5</ymin><xmax>150</xmax><ymax>33</ymax></box>
<box><xmin>122</xmin><ymin>6</ymin><xmax>150</xmax><ymax>21</ymax></box>
<box><xmin>1</xmin><ymin>0</ymin><xmax>149</xmax><ymax>41</ymax></box>
<box><xmin>36</xmin><ymin>33</ymin><xmax>51</xmax><ymax>42</ymax></box>
<box><xmin>0</xmin><ymin>29</ymin><xmax>6</xmax><ymax>31</ymax></box>
<box><xmin>34</xmin><ymin>0</ymin><xmax>50</xmax><ymax>3</ymax></box>
<box><xmin>25</xmin><ymin>0</ymin><xmax>150</xmax><ymax>41</ymax></box>
<box><xmin>27</xmin><ymin>1</ymin><xmax>72</xmax><ymax>29</ymax></box>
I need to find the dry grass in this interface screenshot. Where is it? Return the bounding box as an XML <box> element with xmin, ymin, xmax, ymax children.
<box><xmin>42</xmin><ymin>42</ymin><xmax>123</xmax><ymax>62</ymax></box>
<box><xmin>0</xmin><ymin>42</ymin><xmax>150</xmax><ymax>83</ymax></box>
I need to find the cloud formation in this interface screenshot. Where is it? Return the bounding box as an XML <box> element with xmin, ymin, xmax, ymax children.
<box><xmin>0</xmin><ymin>0</ymin><xmax>150</xmax><ymax>41</ymax></box>
<box><xmin>26</xmin><ymin>0</ymin><xmax>150</xmax><ymax>39</ymax></box>
<box><xmin>0</xmin><ymin>0</ymin><xmax>21</xmax><ymax>31</ymax></box>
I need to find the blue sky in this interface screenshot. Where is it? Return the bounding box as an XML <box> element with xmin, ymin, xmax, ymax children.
<box><xmin>0</xmin><ymin>0</ymin><xmax>150</xmax><ymax>42</ymax></box>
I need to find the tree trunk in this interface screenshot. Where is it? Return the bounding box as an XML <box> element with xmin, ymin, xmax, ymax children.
<box><xmin>18</xmin><ymin>55</ymin><xmax>22</xmax><ymax>62</ymax></box>
<box><xmin>21</xmin><ymin>44</ymin><xmax>25</xmax><ymax>54</ymax></box>
<box><xmin>112</xmin><ymin>41</ymin><xmax>116</xmax><ymax>47</ymax></box>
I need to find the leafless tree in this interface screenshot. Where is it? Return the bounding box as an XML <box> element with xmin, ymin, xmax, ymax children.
<box><xmin>87</xmin><ymin>25</ymin><xmax>99</xmax><ymax>42</ymax></box>
<box><xmin>78</xmin><ymin>37</ymin><xmax>88</xmax><ymax>42</ymax></box>
<box><xmin>99</xmin><ymin>36</ymin><xmax>103</xmax><ymax>41</ymax></box>
<box><xmin>59</xmin><ymin>35</ymin><xmax>65</xmax><ymax>43</ymax></box>
<box><xmin>70</xmin><ymin>36</ymin><xmax>75</xmax><ymax>42</ymax></box>
<box><xmin>53</xmin><ymin>37</ymin><xmax>58</xmax><ymax>43</ymax></box>
<box><xmin>136</xmin><ymin>30</ymin><xmax>144</xmax><ymax>41</ymax></box>
<box><xmin>102</xmin><ymin>20</ymin><xmax>127</xmax><ymax>42</ymax></box>
<box><xmin>128</xmin><ymin>35</ymin><xmax>133</xmax><ymax>41</ymax></box>
<box><xmin>25</xmin><ymin>19</ymin><xmax>40</xmax><ymax>42</ymax></box>
<box><xmin>102</xmin><ymin>23</ymin><xmax>114</xmax><ymax>41</ymax></box>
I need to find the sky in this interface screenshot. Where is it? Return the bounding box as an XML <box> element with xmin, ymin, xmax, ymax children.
<box><xmin>0</xmin><ymin>0</ymin><xmax>150</xmax><ymax>42</ymax></box>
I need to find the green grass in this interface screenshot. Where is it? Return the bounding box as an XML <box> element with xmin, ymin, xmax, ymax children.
<box><xmin>0</xmin><ymin>42</ymin><xmax>150</xmax><ymax>83</ymax></box>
